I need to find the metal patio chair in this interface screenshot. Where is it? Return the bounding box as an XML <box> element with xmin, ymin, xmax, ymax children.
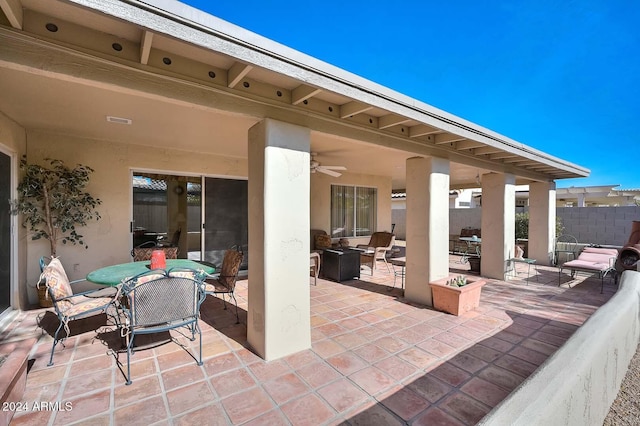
<box><xmin>554</xmin><ymin>234</ymin><xmax>578</xmax><ymax>266</ymax></box>
<box><xmin>204</xmin><ymin>248</ymin><xmax>244</xmax><ymax>323</ymax></box>
<box><xmin>39</xmin><ymin>257</ymin><xmax>121</xmax><ymax>366</ymax></box>
<box><xmin>120</xmin><ymin>268</ymin><xmax>206</xmax><ymax>385</ymax></box>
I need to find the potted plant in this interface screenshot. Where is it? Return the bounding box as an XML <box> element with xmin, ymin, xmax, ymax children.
<box><xmin>430</xmin><ymin>274</ymin><xmax>486</xmax><ymax>316</ymax></box>
<box><xmin>10</xmin><ymin>157</ymin><xmax>101</xmax><ymax>307</ymax></box>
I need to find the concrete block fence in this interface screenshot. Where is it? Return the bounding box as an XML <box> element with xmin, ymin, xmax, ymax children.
<box><xmin>392</xmin><ymin>206</ymin><xmax>640</xmax><ymax>246</ymax></box>
<box><xmin>479</xmin><ymin>270</ymin><xmax>640</xmax><ymax>426</ymax></box>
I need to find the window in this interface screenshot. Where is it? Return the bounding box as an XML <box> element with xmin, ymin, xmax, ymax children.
<box><xmin>331</xmin><ymin>185</ymin><xmax>377</xmax><ymax>237</ymax></box>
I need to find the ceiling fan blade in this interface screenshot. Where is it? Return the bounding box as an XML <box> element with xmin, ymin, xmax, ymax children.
<box><xmin>317</xmin><ymin>167</ymin><xmax>342</xmax><ymax>177</ymax></box>
<box><xmin>320</xmin><ymin>166</ymin><xmax>347</xmax><ymax>170</ymax></box>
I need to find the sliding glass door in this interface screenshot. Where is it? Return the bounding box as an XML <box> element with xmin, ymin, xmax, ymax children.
<box><xmin>0</xmin><ymin>151</ymin><xmax>11</xmax><ymax>312</ymax></box>
<box><xmin>132</xmin><ymin>173</ymin><xmax>248</xmax><ymax>270</ymax></box>
<box><xmin>203</xmin><ymin>178</ymin><xmax>248</xmax><ymax>271</ymax></box>
<box><xmin>132</xmin><ymin>173</ymin><xmax>202</xmax><ymax>259</ymax></box>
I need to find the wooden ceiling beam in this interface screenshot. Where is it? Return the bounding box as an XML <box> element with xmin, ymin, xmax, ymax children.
<box><xmin>409</xmin><ymin>123</ymin><xmax>440</xmax><ymax>138</ymax></box>
<box><xmin>227</xmin><ymin>62</ymin><xmax>253</xmax><ymax>88</ymax></box>
<box><xmin>339</xmin><ymin>101</ymin><xmax>373</xmax><ymax>118</ymax></box>
<box><xmin>140</xmin><ymin>30</ymin><xmax>153</xmax><ymax>65</ymax></box>
<box><xmin>455</xmin><ymin>140</ymin><xmax>484</xmax><ymax>151</ymax></box>
<box><xmin>434</xmin><ymin>133</ymin><xmax>466</xmax><ymax>145</ymax></box>
<box><xmin>378</xmin><ymin>114</ymin><xmax>410</xmax><ymax>129</ymax></box>
<box><xmin>0</xmin><ymin>0</ymin><xmax>22</xmax><ymax>29</ymax></box>
<box><xmin>292</xmin><ymin>84</ymin><xmax>321</xmax><ymax>105</ymax></box>
<box><xmin>474</xmin><ymin>146</ymin><xmax>504</xmax><ymax>155</ymax></box>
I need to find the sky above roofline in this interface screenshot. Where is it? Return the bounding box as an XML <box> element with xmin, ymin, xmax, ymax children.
<box><xmin>182</xmin><ymin>0</ymin><xmax>639</xmax><ymax>189</ymax></box>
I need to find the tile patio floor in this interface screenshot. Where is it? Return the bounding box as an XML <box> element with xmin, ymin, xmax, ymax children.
<box><xmin>4</xmin><ymin>255</ymin><xmax>616</xmax><ymax>425</ymax></box>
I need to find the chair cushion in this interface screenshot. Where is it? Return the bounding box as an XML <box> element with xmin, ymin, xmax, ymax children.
<box><xmin>60</xmin><ymin>297</ymin><xmax>115</xmax><ymax>318</ymax></box>
<box><xmin>315</xmin><ymin>234</ymin><xmax>332</xmax><ymax>250</ymax></box>
<box><xmin>563</xmin><ymin>259</ymin><xmax>611</xmax><ymax>271</ymax></box>
<box><xmin>42</xmin><ymin>258</ymin><xmax>73</xmax><ymax>301</ymax></box>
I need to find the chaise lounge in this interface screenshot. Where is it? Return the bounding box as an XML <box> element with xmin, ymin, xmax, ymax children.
<box><xmin>559</xmin><ymin>246</ymin><xmax>619</xmax><ymax>293</ymax></box>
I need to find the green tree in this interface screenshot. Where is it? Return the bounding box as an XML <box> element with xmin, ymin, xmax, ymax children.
<box><xmin>10</xmin><ymin>157</ymin><xmax>101</xmax><ymax>256</ymax></box>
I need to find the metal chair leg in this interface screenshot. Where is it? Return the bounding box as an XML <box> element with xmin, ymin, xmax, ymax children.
<box><xmin>48</xmin><ymin>322</ymin><xmax>64</xmax><ymax>366</ymax></box>
<box><xmin>230</xmin><ymin>293</ymin><xmax>240</xmax><ymax>324</ymax></box>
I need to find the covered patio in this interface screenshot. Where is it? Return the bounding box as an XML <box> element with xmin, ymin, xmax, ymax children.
<box><xmin>6</xmin><ymin>257</ymin><xmax>614</xmax><ymax>425</ymax></box>
<box><xmin>0</xmin><ymin>0</ymin><xmax>592</xmax><ymax>365</ymax></box>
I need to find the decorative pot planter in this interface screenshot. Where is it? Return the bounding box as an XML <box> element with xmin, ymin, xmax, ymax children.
<box><xmin>430</xmin><ymin>275</ymin><xmax>486</xmax><ymax>316</ymax></box>
<box><xmin>468</xmin><ymin>256</ymin><xmax>481</xmax><ymax>274</ymax></box>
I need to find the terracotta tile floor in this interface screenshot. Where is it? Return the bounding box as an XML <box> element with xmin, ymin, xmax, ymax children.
<box><xmin>5</xmin><ymin>256</ymin><xmax>616</xmax><ymax>425</ymax></box>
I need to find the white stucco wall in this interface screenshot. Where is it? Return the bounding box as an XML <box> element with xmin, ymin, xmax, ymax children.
<box><xmin>480</xmin><ymin>270</ymin><xmax>640</xmax><ymax>425</ymax></box>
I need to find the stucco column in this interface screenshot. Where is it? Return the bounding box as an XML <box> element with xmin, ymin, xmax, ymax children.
<box><xmin>405</xmin><ymin>156</ymin><xmax>450</xmax><ymax>306</ymax></box>
<box><xmin>480</xmin><ymin>173</ymin><xmax>515</xmax><ymax>279</ymax></box>
<box><xmin>529</xmin><ymin>181</ymin><xmax>556</xmax><ymax>265</ymax></box>
<box><xmin>247</xmin><ymin>118</ymin><xmax>311</xmax><ymax>360</ymax></box>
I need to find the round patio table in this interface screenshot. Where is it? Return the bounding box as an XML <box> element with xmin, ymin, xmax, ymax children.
<box><xmin>87</xmin><ymin>259</ymin><xmax>215</xmax><ymax>286</ymax></box>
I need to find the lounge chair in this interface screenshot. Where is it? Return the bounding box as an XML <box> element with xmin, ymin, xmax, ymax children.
<box><xmin>559</xmin><ymin>246</ymin><xmax>618</xmax><ymax>293</ymax></box>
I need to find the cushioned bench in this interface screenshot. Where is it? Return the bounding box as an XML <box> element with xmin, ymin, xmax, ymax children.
<box><xmin>559</xmin><ymin>247</ymin><xmax>619</xmax><ymax>293</ymax></box>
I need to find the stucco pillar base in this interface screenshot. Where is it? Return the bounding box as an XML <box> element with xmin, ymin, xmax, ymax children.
<box><xmin>247</xmin><ymin>119</ymin><xmax>311</xmax><ymax>361</ymax></box>
<box><xmin>480</xmin><ymin>173</ymin><xmax>515</xmax><ymax>280</ymax></box>
<box><xmin>404</xmin><ymin>156</ymin><xmax>450</xmax><ymax>307</ymax></box>
<box><xmin>529</xmin><ymin>181</ymin><xmax>556</xmax><ymax>265</ymax></box>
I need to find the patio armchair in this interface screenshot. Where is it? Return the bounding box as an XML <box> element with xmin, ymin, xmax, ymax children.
<box><xmin>356</xmin><ymin>232</ymin><xmax>395</xmax><ymax>275</ymax></box>
<box><xmin>204</xmin><ymin>248</ymin><xmax>244</xmax><ymax>323</ymax></box>
<box><xmin>120</xmin><ymin>268</ymin><xmax>207</xmax><ymax>385</ymax></box>
<box><xmin>310</xmin><ymin>252</ymin><xmax>321</xmax><ymax>285</ymax></box>
<box><xmin>39</xmin><ymin>257</ymin><xmax>121</xmax><ymax>366</ymax></box>
<box><xmin>311</xmin><ymin>229</ymin><xmax>336</xmax><ymax>254</ymax></box>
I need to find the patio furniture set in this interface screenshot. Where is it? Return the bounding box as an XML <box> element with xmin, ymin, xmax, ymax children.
<box><xmin>310</xmin><ymin>230</ymin><xmax>396</xmax><ymax>284</ymax></box>
<box><xmin>37</xmin><ymin>249</ymin><xmax>243</xmax><ymax>385</ymax></box>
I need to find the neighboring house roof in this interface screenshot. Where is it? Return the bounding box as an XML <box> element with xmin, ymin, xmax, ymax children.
<box><xmin>557</xmin><ymin>185</ymin><xmax>640</xmax><ymax>206</ymax></box>
<box><xmin>392</xmin><ymin>190</ymin><xmax>460</xmax><ymax>200</ymax></box>
<box><xmin>0</xmin><ymin>0</ymin><xmax>589</xmax><ymax>189</ymax></box>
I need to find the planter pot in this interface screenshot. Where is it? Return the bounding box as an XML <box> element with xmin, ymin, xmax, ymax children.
<box><xmin>468</xmin><ymin>256</ymin><xmax>481</xmax><ymax>274</ymax></box>
<box><xmin>37</xmin><ymin>283</ymin><xmax>53</xmax><ymax>308</ymax></box>
<box><xmin>430</xmin><ymin>275</ymin><xmax>487</xmax><ymax>316</ymax></box>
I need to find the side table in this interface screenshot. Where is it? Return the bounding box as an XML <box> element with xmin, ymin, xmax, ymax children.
<box><xmin>322</xmin><ymin>248</ymin><xmax>361</xmax><ymax>282</ymax></box>
<box><xmin>506</xmin><ymin>257</ymin><xmax>538</xmax><ymax>284</ymax></box>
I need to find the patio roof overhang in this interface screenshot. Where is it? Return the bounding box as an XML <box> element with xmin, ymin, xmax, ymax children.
<box><xmin>0</xmin><ymin>0</ymin><xmax>589</xmax><ymax>189</ymax></box>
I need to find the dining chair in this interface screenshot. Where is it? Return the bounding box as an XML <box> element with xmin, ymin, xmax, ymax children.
<box><xmin>204</xmin><ymin>248</ymin><xmax>244</xmax><ymax>323</ymax></box>
<box><xmin>39</xmin><ymin>257</ymin><xmax>122</xmax><ymax>366</ymax></box>
<box><xmin>120</xmin><ymin>268</ymin><xmax>206</xmax><ymax>385</ymax></box>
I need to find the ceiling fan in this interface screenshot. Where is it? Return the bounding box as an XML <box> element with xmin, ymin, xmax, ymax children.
<box><xmin>310</xmin><ymin>152</ymin><xmax>346</xmax><ymax>177</ymax></box>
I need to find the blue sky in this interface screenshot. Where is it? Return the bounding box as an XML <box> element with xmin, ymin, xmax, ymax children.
<box><xmin>183</xmin><ymin>0</ymin><xmax>639</xmax><ymax>189</ymax></box>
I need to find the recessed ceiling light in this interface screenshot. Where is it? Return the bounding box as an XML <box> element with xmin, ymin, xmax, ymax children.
<box><xmin>106</xmin><ymin>116</ymin><xmax>132</xmax><ymax>125</ymax></box>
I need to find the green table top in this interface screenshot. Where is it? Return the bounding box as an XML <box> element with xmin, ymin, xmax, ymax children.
<box><xmin>87</xmin><ymin>259</ymin><xmax>215</xmax><ymax>286</ymax></box>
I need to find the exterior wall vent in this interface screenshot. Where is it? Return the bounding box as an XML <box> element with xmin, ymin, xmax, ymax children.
<box><xmin>106</xmin><ymin>116</ymin><xmax>132</xmax><ymax>125</ymax></box>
